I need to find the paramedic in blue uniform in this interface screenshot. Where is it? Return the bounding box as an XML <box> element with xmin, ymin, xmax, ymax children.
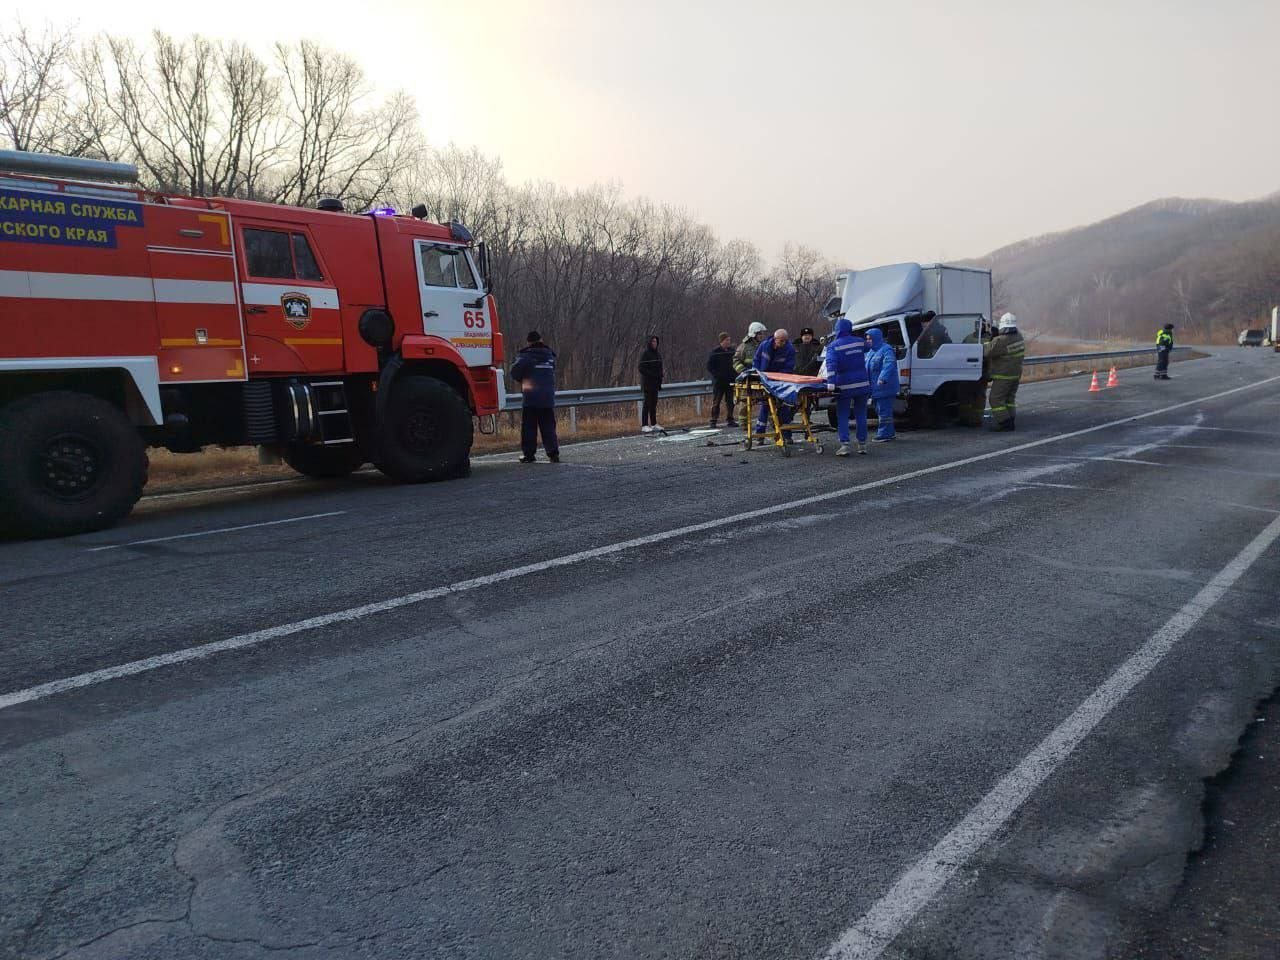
<box><xmin>865</xmin><ymin>327</ymin><xmax>900</xmax><ymax>442</ymax></box>
<box><xmin>824</xmin><ymin>317</ymin><xmax>872</xmax><ymax>456</ymax></box>
<box><xmin>752</xmin><ymin>328</ymin><xmax>797</xmax><ymax>441</ymax></box>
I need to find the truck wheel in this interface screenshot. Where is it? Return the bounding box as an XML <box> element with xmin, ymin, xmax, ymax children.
<box><xmin>283</xmin><ymin>444</ymin><xmax>364</xmax><ymax>479</ymax></box>
<box><xmin>0</xmin><ymin>391</ymin><xmax>148</xmax><ymax>539</ymax></box>
<box><xmin>375</xmin><ymin>375</ymin><xmax>473</xmax><ymax>483</ymax></box>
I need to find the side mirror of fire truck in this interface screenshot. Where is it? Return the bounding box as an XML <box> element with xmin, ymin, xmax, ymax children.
<box><xmin>476</xmin><ymin>241</ymin><xmax>491</xmax><ymax>291</ymax></box>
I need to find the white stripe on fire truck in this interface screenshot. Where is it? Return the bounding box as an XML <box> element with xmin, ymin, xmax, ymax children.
<box><xmin>0</xmin><ymin>270</ymin><xmax>154</xmax><ymax>302</ymax></box>
<box><xmin>153</xmin><ymin>278</ymin><xmax>237</xmax><ymax>305</ymax></box>
<box><xmin>240</xmin><ymin>282</ymin><xmax>339</xmax><ymax>310</ymax></box>
<box><xmin>0</xmin><ymin>270</ymin><xmax>237</xmax><ymax>306</ymax></box>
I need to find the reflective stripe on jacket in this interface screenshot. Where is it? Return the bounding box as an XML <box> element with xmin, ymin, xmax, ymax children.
<box><xmin>824</xmin><ymin>318</ymin><xmax>871</xmax><ymax>394</ymax></box>
<box><xmin>984</xmin><ymin>331</ymin><xmax>1025</xmax><ymax>380</ymax></box>
<box><xmin>1155</xmin><ymin>329</ymin><xmax>1174</xmax><ymax>348</ymax></box>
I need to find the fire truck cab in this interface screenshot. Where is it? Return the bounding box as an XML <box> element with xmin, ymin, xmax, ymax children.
<box><xmin>0</xmin><ymin>150</ymin><xmax>504</xmax><ymax>538</ymax></box>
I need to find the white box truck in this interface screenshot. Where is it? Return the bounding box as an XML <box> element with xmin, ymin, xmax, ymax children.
<box><xmin>821</xmin><ymin>262</ymin><xmax>993</xmax><ymax>424</ymax></box>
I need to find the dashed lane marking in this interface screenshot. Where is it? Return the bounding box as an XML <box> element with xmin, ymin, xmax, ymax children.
<box><xmin>85</xmin><ymin>511</ymin><xmax>347</xmax><ymax>552</ymax></box>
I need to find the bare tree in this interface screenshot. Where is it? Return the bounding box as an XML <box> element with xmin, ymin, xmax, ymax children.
<box><xmin>271</xmin><ymin>40</ymin><xmax>417</xmax><ymax>208</ymax></box>
<box><xmin>0</xmin><ymin>22</ymin><xmax>84</xmax><ymax>153</ymax></box>
<box><xmin>76</xmin><ymin>33</ymin><xmax>281</xmax><ymax>197</ymax></box>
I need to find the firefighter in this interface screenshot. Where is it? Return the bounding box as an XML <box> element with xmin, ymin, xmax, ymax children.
<box><xmin>1154</xmin><ymin>323</ymin><xmax>1174</xmax><ymax>380</ymax></box>
<box><xmin>956</xmin><ymin>319</ymin><xmax>992</xmax><ymax>427</ymax></box>
<box><xmin>984</xmin><ymin>312</ymin><xmax>1025</xmax><ymax>431</ymax></box>
<box><xmin>794</xmin><ymin>327</ymin><xmax>823</xmax><ymax>376</ymax></box>
<box><xmin>733</xmin><ymin>321</ymin><xmax>768</xmax><ymax>375</ymax></box>
<box><xmin>509</xmin><ymin>330</ymin><xmax>560</xmax><ymax>463</ymax></box>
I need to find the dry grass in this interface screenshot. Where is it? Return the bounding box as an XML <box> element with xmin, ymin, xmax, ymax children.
<box><xmin>146</xmin><ymin>447</ymin><xmax>293</xmax><ymax>491</ymax></box>
<box><xmin>141</xmin><ymin>350</ymin><xmax>1206</xmax><ymax>494</ymax></box>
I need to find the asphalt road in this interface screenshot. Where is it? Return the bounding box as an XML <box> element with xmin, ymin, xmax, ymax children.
<box><xmin>3</xmin><ymin>350</ymin><xmax>1279</xmax><ymax>960</ymax></box>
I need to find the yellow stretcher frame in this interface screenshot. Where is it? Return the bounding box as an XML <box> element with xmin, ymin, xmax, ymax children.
<box><xmin>733</xmin><ymin>372</ymin><xmax>828</xmax><ymax>457</ymax></box>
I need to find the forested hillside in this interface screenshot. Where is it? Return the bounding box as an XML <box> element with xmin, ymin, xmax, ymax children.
<box><xmin>971</xmin><ymin>195</ymin><xmax>1280</xmax><ymax>342</ymax></box>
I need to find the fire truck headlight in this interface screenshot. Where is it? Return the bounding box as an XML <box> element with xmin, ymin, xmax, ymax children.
<box><xmin>170</xmin><ymin>364</ymin><xmax>183</xmax><ymax>376</ymax></box>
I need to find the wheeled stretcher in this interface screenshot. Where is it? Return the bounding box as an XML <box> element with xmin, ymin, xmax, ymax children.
<box><xmin>733</xmin><ymin>371</ymin><xmax>834</xmax><ymax>456</ymax></box>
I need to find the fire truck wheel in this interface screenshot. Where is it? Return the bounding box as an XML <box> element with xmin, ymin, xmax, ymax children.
<box><xmin>375</xmin><ymin>374</ymin><xmax>473</xmax><ymax>483</ymax></box>
<box><xmin>283</xmin><ymin>444</ymin><xmax>365</xmax><ymax>480</ymax></box>
<box><xmin>0</xmin><ymin>391</ymin><xmax>148</xmax><ymax>539</ymax></box>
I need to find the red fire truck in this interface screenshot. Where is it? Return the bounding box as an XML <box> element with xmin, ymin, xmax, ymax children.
<box><xmin>0</xmin><ymin>150</ymin><xmax>504</xmax><ymax>538</ymax></box>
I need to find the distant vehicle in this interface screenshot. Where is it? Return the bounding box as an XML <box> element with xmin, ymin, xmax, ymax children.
<box><xmin>1238</xmin><ymin>329</ymin><xmax>1268</xmax><ymax>347</ymax></box>
<box><xmin>820</xmin><ymin>262</ymin><xmax>993</xmax><ymax>424</ymax></box>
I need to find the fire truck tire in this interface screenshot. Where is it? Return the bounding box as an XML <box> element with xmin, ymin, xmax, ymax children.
<box><xmin>0</xmin><ymin>391</ymin><xmax>148</xmax><ymax>539</ymax></box>
<box><xmin>375</xmin><ymin>375</ymin><xmax>473</xmax><ymax>483</ymax></box>
<box><xmin>283</xmin><ymin>444</ymin><xmax>364</xmax><ymax>480</ymax></box>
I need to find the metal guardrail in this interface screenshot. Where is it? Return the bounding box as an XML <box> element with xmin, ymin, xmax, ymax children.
<box><xmin>503</xmin><ymin>346</ymin><xmax>1189</xmax><ymax>411</ymax></box>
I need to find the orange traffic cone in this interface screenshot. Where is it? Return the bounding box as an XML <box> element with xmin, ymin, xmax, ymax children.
<box><xmin>1088</xmin><ymin>371</ymin><xmax>1101</xmax><ymax>392</ymax></box>
<box><xmin>1105</xmin><ymin>366</ymin><xmax>1119</xmax><ymax>388</ymax></box>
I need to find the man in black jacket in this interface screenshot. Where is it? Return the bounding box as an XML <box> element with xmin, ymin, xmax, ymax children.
<box><xmin>794</xmin><ymin>327</ymin><xmax>823</xmax><ymax>376</ymax></box>
<box><xmin>706</xmin><ymin>332</ymin><xmax>737</xmax><ymax>427</ymax></box>
<box><xmin>638</xmin><ymin>335</ymin><xmax>664</xmax><ymax>432</ymax></box>
<box><xmin>509</xmin><ymin>331</ymin><xmax>560</xmax><ymax>463</ymax></box>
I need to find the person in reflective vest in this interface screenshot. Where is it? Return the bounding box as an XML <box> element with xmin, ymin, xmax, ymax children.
<box><xmin>1154</xmin><ymin>323</ymin><xmax>1174</xmax><ymax>380</ymax></box>
<box><xmin>984</xmin><ymin>312</ymin><xmax>1025</xmax><ymax>431</ymax></box>
<box><xmin>733</xmin><ymin>321</ymin><xmax>768</xmax><ymax>375</ymax></box>
<box><xmin>824</xmin><ymin>317</ymin><xmax>872</xmax><ymax>456</ymax></box>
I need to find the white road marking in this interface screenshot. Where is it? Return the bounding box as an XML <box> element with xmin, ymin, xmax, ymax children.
<box><xmin>3</xmin><ymin>375</ymin><xmax>1278</xmax><ymax>712</ymax></box>
<box><xmin>85</xmin><ymin>512</ymin><xmax>345</xmax><ymax>552</ymax></box>
<box><xmin>140</xmin><ymin>478</ymin><xmax>306</xmax><ymax>503</ymax></box>
<box><xmin>822</xmin><ymin>510</ymin><xmax>1280</xmax><ymax>960</ymax></box>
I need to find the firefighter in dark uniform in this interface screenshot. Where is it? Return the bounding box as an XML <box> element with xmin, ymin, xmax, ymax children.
<box><xmin>957</xmin><ymin>318</ymin><xmax>992</xmax><ymax>427</ymax></box>
<box><xmin>1154</xmin><ymin>323</ymin><xmax>1174</xmax><ymax>379</ymax></box>
<box><xmin>984</xmin><ymin>312</ymin><xmax>1025</xmax><ymax>431</ymax></box>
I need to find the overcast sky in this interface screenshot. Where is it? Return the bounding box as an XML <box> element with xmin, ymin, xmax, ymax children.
<box><xmin>44</xmin><ymin>0</ymin><xmax>1280</xmax><ymax>267</ymax></box>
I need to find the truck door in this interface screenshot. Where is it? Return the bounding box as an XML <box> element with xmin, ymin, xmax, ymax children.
<box><xmin>413</xmin><ymin>241</ymin><xmax>492</xmax><ymax>367</ymax></box>
<box><xmin>910</xmin><ymin>314</ymin><xmax>983</xmax><ymax>395</ymax></box>
<box><xmin>237</xmin><ymin>222</ymin><xmax>343</xmax><ymax>373</ymax></box>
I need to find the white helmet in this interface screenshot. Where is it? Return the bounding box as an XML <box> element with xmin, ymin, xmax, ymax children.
<box><xmin>998</xmin><ymin>312</ymin><xmax>1017</xmax><ymax>332</ymax></box>
<box><xmin>747</xmin><ymin>321</ymin><xmax>767</xmax><ymax>337</ymax></box>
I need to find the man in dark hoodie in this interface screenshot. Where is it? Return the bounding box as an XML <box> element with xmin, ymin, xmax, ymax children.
<box><xmin>638</xmin><ymin>335</ymin><xmax>664</xmax><ymax>432</ymax></box>
<box><xmin>509</xmin><ymin>330</ymin><xmax>559</xmax><ymax>463</ymax></box>
<box><xmin>794</xmin><ymin>327</ymin><xmax>823</xmax><ymax>376</ymax></box>
<box><xmin>705</xmin><ymin>332</ymin><xmax>737</xmax><ymax>428</ymax></box>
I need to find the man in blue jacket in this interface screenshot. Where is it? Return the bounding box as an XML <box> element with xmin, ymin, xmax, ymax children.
<box><xmin>752</xmin><ymin>328</ymin><xmax>797</xmax><ymax>439</ymax></box>
<box><xmin>824</xmin><ymin>318</ymin><xmax>872</xmax><ymax>456</ymax></box>
<box><xmin>865</xmin><ymin>327</ymin><xmax>900</xmax><ymax>442</ymax></box>
<box><xmin>509</xmin><ymin>330</ymin><xmax>559</xmax><ymax>463</ymax></box>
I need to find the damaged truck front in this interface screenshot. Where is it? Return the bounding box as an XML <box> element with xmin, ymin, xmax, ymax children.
<box><xmin>819</xmin><ymin>262</ymin><xmax>993</xmax><ymax>426</ymax></box>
